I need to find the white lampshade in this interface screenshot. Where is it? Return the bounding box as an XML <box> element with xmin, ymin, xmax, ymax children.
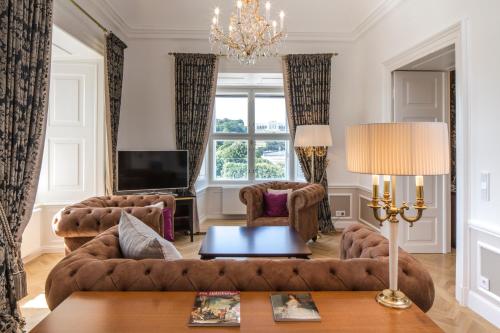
<box><xmin>294</xmin><ymin>125</ymin><xmax>333</xmax><ymax>147</ymax></box>
<box><xmin>345</xmin><ymin>122</ymin><xmax>450</xmax><ymax>176</ymax></box>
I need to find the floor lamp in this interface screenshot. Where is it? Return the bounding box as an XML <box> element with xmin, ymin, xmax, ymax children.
<box><xmin>345</xmin><ymin>122</ymin><xmax>450</xmax><ymax>309</ymax></box>
<box><xmin>294</xmin><ymin>125</ymin><xmax>332</xmax><ymax>183</ymax></box>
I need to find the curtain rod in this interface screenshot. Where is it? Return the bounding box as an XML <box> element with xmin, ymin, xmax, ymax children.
<box><xmin>70</xmin><ymin>0</ymin><xmax>109</xmax><ymax>33</ymax></box>
<box><xmin>168</xmin><ymin>52</ymin><xmax>339</xmax><ymax>57</ymax></box>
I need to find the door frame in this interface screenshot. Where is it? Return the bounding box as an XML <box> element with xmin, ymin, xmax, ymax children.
<box><xmin>392</xmin><ymin>70</ymin><xmax>450</xmax><ymax>254</ymax></box>
<box><xmin>381</xmin><ymin>20</ymin><xmax>471</xmax><ymax>305</ymax></box>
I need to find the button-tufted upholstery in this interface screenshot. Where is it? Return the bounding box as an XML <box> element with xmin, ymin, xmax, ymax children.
<box><xmin>45</xmin><ymin>223</ymin><xmax>435</xmax><ymax>312</ymax></box>
<box><xmin>239</xmin><ymin>181</ymin><xmax>324</xmax><ymax>242</ymax></box>
<box><xmin>52</xmin><ymin>195</ymin><xmax>176</xmax><ymax>254</ymax></box>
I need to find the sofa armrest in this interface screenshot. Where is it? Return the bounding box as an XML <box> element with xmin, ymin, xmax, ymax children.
<box><xmin>289</xmin><ymin>183</ymin><xmax>324</xmax><ymax>211</ymax></box>
<box><xmin>239</xmin><ymin>184</ymin><xmax>269</xmax><ymax>220</ymax></box>
<box><xmin>340</xmin><ymin>223</ymin><xmax>391</xmax><ymax>260</ymax></box>
<box><xmin>340</xmin><ymin>223</ymin><xmax>435</xmax><ymax>311</ymax></box>
<box><xmin>52</xmin><ymin>206</ymin><xmax>164</xmax><ymax>238</ymax></box>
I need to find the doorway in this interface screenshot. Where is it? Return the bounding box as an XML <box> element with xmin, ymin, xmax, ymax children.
<box><xmin>381</xmin><ymin>22</ymin><xmax>471</xmax><ymax>306</ymax></box>
<box><xmin>391</xmin><ymin>45</ymin><xmax>456</xmax><ymax>254</ymax></box>
<box><xmin>36</xmin><ymin>25</ymin><xmax>105</xmax><ymax>203</ymax></box>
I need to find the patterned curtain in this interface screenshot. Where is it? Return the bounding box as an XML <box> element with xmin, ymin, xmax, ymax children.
<box><xmin>0</xmin><ymin>0</ymin><xmax>53</xmax><ymax>331</ymax></box>
<box><xmin>282</xmin><ymin>54</ymin><xmax>334</xmax><ymax>233</ymax></box>
<box><xmin>174</xmin><ymin>53</ymin><xmax>218</xmax><ymax>192</ymax></box>
<box><xmin>104</xmin><ymin>32</ymin><xmax>127</xmax><ymax>195</ymax></box>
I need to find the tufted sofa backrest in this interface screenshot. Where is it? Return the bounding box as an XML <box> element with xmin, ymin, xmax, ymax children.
<box><xmin>52</xmin><ymin>195</ymin><xmax>176</xmax><ymax>253</ymax></box>
<box><xmin>72</xmin><ymin>195</ymin><xmax>176</xmax><ymax>209</ymax></box>
<box><xmin>45</xmin><ymin>224</ymin><xmax>435</xmax><ymax>313</ymax></box>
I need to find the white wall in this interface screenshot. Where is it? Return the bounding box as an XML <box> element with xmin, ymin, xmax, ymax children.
<box><xmin>118</xmin><ymin>39</ymin><xmax>362</xmax><ymax>187</ymax></box>
<box><xmin>355</xmin><ymin>0</ymin><xmax>500</xmax><ymax>326</ymax></box>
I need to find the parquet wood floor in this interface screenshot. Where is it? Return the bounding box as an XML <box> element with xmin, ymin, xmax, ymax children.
<box><xmin>20</xmin><ymin>220</ymin><xmax>499</xmax><ymax>332</ymax></box>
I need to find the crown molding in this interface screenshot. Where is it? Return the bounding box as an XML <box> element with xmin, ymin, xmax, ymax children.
<box><xmin>352</xmin><ymin>0</ymin><xmax>404</xmax><ymax>40</ymax></box>
<box><xmin>91</xmin><ymin>0</ymin><xmax>402</xmax><ymax>42</ymax></box>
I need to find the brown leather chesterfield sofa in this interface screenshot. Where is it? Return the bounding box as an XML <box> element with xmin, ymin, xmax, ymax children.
<box><xmin>52</xmin><ymin>195</ymin><xmax>175</xmax><ymax>254</ymax></box>
<box><xmin>239</xmin><ymin>181</ymin><xmax>324</xmax><ymax>242</ymax></box>
<box><xmin>45</xmin><ymin>223</ymin><xmax>435</xmax><ymax>312</ymax></box>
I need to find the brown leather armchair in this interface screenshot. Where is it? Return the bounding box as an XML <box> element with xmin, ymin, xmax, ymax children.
<box><xmin>52</xmin><ymin>195</ymin><xmax>176</xmax><ymax>254</ymax></box>
<box><xmin>239</xmin><ymin>181</ymin><xmax>324</xmax><ymax>242</ymax></box>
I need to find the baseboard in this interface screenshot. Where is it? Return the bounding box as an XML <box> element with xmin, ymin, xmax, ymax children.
<box><xmin>22</xmin><ymin>246</ymin><xmax>65</xmax><ymax>264</ymax></box>
<box><xmin>201</xmin><ymin>214</ymin><xmax>246</xmax><ymax>223</ymax></box>
<box><xmin>468</xmin><ymin>290</ymin><xmax>500</xmax><ymax>328</ymax></box>
<box><xmin>22</xmin><ymin>249</ymin><xmax>45</xmax><ymax>264</ymax></box>
<box><xmin>332</xmin><ymin>220</ymin><xmax>358</xmax><ymax>231</ymax></box>
<box><xmin>357</xmin><ymin>219</ymin><xmax>380</xmax><ymax>232</ymax></box>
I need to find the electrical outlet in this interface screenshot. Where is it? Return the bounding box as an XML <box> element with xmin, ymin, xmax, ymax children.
<box><xmin>335</xmin><ymin>211</ymin><xmax>346</xmax><ymax>217</ymax></box>
<box><xmin>479</xmin><ymin>276</ymin><xmax>490</xmax><ymax>291</ymax></box>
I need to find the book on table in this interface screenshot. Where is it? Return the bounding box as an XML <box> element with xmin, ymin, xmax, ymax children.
<box><xmin>270</xmin><ymin>293</ymin><xmax>321</xmax><ymax>322</ymax></box>
<box><xmin>188</xmin><ymin>291</ymin><xmax>240</xmax><ymax>327</ymax></box>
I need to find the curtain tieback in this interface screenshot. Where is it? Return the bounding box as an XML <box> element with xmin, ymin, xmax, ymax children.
<box><xmin>0</xmin><ymin>205</ymin><xmax>27</xmax><ymax>300</ymax></box>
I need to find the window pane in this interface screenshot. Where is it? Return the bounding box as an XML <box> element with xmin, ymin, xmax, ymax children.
<box><xmin>214</xmin><ymin>140</ymin><xmax>248</xmax><ymax>180</ymax></box>
<box><xmin>295</xmin><ymin>153</ymin><xmax>306</xmax><ymax>181</ymax></box>
<box><xmin>215</xmin><ymin>96</ymin><xmax>248</xmax><ymax>133</ymax></box>
<box><xmin>255</xmin><ymin>96</ymin><xmax>288</xmax><ymax>133</ymax></box>
<box><xmin>255</xmin><ymin>140</ymin><xmax>288</xmax><ymax>180</ymax></box>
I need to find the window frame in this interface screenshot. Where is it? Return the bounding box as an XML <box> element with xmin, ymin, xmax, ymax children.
<box><xmin>209</xmin><ymin>86</ymin><xmax>298</xmax><ymax>185</ymax></box>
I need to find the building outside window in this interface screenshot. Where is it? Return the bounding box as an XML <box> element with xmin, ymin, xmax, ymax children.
<box><xmin>209</xmin><ymin>86</ymin><xmax>305</xmax><ymax>183</ymax></box>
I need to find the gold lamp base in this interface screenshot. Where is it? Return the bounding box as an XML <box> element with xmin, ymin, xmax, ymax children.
<box><xmin>376</xmin><ymin>289</ymin><xmax>412</xmax><ymax>309</ymax></box>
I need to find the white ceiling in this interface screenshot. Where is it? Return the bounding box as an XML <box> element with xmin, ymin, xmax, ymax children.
<box><xmin>99</xmin><ymin>0</ymin><xmax>395</xmax><ymax>40</ymax></box>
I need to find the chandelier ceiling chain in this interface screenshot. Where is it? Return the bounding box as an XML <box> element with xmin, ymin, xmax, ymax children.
<box><xmin>209</xmin><ymin>0</ymin><xmax>287</xmax><ymax>65</ymax></box>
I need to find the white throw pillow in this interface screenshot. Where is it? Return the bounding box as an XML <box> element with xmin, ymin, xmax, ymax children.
<box><xmin>118</xmin><ymin>211</ymin><xmax>182</xmax><ymax>260</ymax></box>
<box><xmin>267</xmin><ymin>188</ymin><xmax>293</xmax><ymax>208</ymax></box>
<box><xmin>146</xmin><ymin>201</ymin><xmax>164</xmax><ymax>209</ymax></box>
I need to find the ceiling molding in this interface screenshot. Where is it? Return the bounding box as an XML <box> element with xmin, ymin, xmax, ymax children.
<box><xmin>93</xmin><ymin>0</ymin><xmax>403</xmax><ymax>42</ymax></box>
<box><xmin>352</xmin><ymin>0</ymin><xmax>404</xmax><ymax>40</ymax></box>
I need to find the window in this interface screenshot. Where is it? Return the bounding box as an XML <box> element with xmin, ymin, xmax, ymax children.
<box><xmin>210</xmin><ymin>87</ymin><xmax>300</xmax><ymax>183</ymax></box>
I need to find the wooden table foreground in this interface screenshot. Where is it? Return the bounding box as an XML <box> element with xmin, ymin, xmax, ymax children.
<box><xmin>31</xmin><ymin>291</ymin><xmax>443</xmax><ymax>333</ymax></box>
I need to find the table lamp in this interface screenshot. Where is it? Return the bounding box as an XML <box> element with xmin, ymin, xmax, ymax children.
<box><xmin>294</xmin><ymin>125</ymin><xmax>333</xmax><ymax>182</ymax></box>
<box><xmin>345</xmin><ymin>122</ymin><xmax>450</xmax><ymax>309</ymax></box>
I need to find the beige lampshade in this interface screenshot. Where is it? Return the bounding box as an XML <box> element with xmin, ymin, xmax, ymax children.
<box><xmin>294</xmin><ymin>125</ymin><xmax>333</xmax><ymax>147</ymax></box>
<box><xmin>345</xmin><ymin>122</ymin><xmax>450</xmax><ymax>176</ymax></box>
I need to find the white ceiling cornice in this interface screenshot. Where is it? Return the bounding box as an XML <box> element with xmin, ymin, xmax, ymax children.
<box><xmin>93</xmin><ymin>0</ymin><xmax>404</xmax><ymax>42</ymax></box>
<box><xmin>352</xmin><ymin>0</ymin><xmax>404</xmax><ymax>39</ymax></box>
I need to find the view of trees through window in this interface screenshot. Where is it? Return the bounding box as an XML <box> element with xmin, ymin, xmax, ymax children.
<box><xmin>212</xmin><ymin>92</ymin><xmax>291</xmax><ymax>181</ymax></box>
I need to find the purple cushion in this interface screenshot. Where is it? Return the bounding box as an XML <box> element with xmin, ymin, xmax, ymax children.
<box><xmin>162</xmin><ymin>207</ymin><xmax>174</xmax><ymax>241</ymax></box>
<box><xmin>263</xmin><ymin>192</ymin><xmax>289</xmax><ymax>217</ymax></box>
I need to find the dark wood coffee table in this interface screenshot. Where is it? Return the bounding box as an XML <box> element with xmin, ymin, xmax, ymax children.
<box><xmin>198</xmin><ymin>226</ymin><xmax>311</xmax><ymax>260</ymax></box>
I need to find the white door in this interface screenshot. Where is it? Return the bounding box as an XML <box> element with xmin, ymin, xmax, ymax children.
<box><xmin>37</xmin><ymin>61</ymin><xmax>101</xmax><ymax>203</ymax></box>
<box><xmin>392</xmin><ymin>71</ymin><xmax>450</xmax><ymax>253</ymax></box>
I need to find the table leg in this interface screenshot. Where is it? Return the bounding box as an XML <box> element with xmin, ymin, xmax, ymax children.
<box><xmin>189</xmin><ymin>199</ymin><xmax>194</xmax><ymax>242</ymax></box>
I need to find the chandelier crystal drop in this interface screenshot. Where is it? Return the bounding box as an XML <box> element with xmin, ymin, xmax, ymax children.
<box><xmin>209</xmin><ymin>0</ymin><xmax>287</xmax><ymax>65</ymax></box>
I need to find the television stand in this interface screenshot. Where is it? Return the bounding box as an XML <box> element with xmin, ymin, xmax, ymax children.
<box><xmin>173</xmin><ymin>194</ymin><xmax>195</xmax><ymax>242</ymax></box>
<box><xmin>115</xmin><ymin>190</ymin><xmax>178</xmax><ymax>197</ymax></box>
<box><xmin>117</xmin><ymin>190</ymin><xmax>194</xmax><ymax>242</ymax></box>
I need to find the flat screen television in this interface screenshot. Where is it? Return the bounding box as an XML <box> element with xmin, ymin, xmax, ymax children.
<box><xmin>117</xmin><ymin>150</ymin><xmax>189</xmax><ymax>191</ymax></box>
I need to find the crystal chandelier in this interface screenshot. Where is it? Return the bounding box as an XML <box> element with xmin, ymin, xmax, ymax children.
<box><xmin>209</xmin><ymin>0</ymin><xmax>286</xmax><ymax>65</ymax></box>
